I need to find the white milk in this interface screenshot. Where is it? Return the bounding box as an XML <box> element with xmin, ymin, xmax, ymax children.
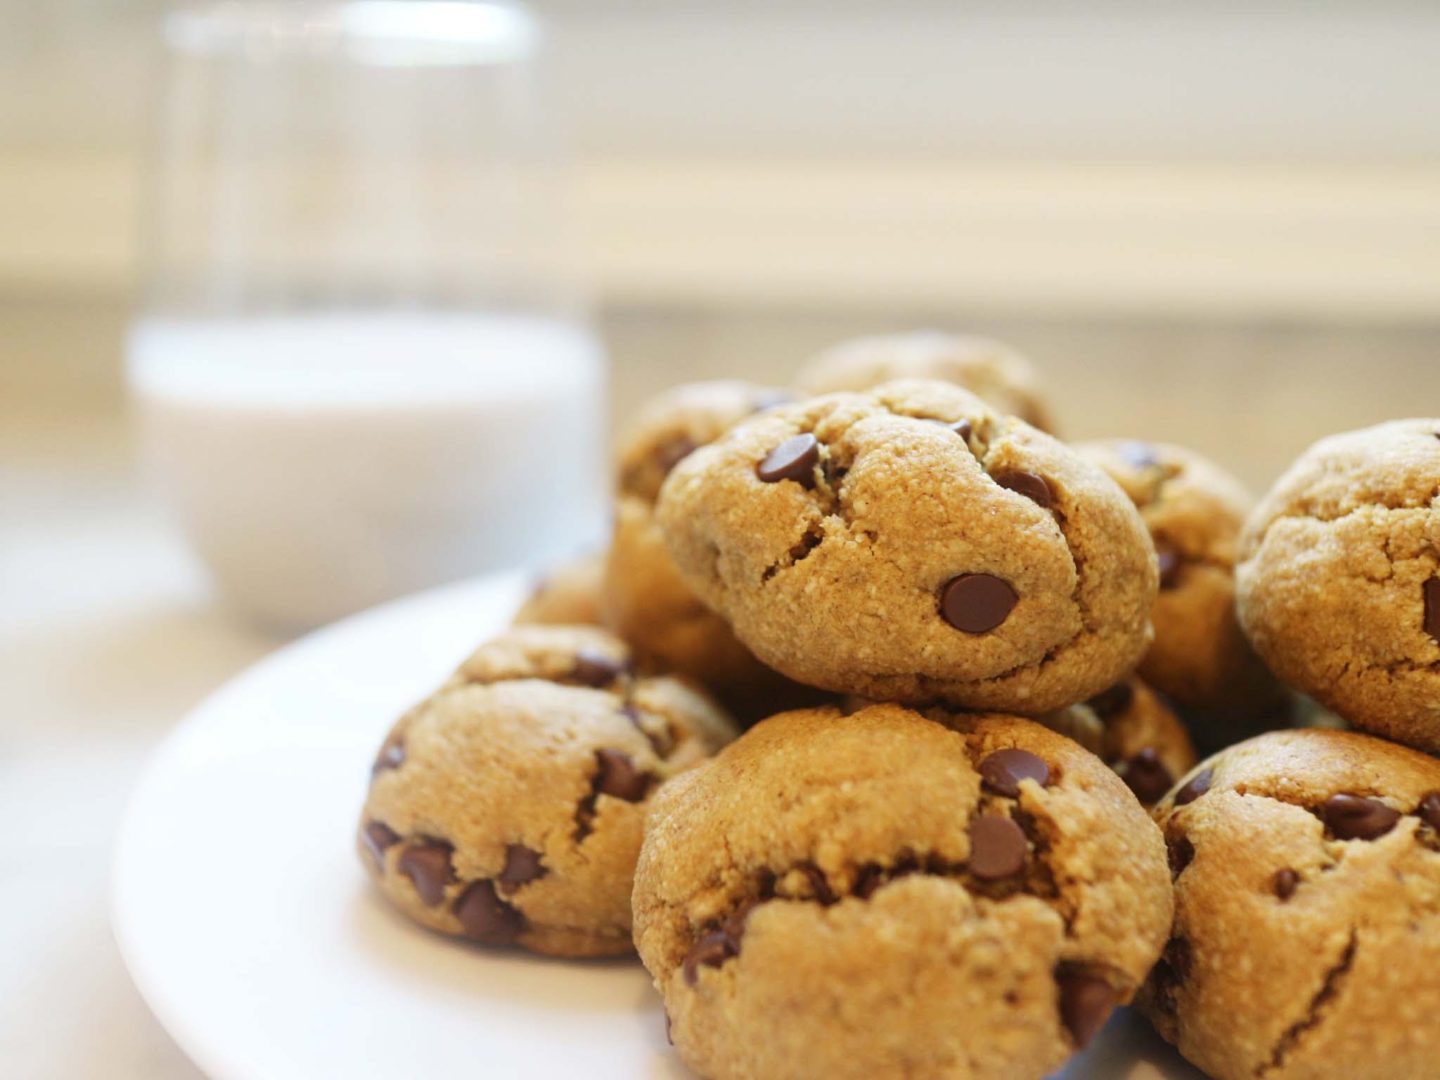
<box><xmin>128</xmin><ymin>313</ymin><xmax>607</xmax><ymax>629</ymax></box>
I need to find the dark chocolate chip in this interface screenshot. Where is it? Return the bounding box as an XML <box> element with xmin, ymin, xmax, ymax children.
<box><xmin>854</xmin><ymin>864</ymin><xmax>886</xmax><ymax>899</ymax></box>
<box><xmin>623</xmin><ymin>704</ymin><xmax>674</xmax><ymax>757</ymax></box>
<box><xmin>361</xmin><ymin>821</ymin><xmax>400</xmax><ymax>865</ymax></box>
<box><xmin>1419</xmin><ymin>792</ymin><xmax>1440</xmax><ymax>832</ymax></box>
<box><xmin>968</xmin><ymin>816</ymin><xmax>1029</xmax><ymax>880</ymax></box>
<box><xmin>371</xmin><ymin>740</ymin><xmax>405</xmax><ymax>778</ymax></box>
<box><xmin>1057</xmin><ymin>970</ymin><xmax>1119</xmax><ymax>1049</ymax></box>
<box><xmin>397</xmin><ymin>840</ymin><xmax>456</xmax><ymax>906</ymax></box>
<box><xmin>683</xmin><ymin>929</ymin><xmax>740</xmax><ymax>985</ymax></box>
<box><xmin>664</xmin><ymin>1010</ymin><xmax>673</xmax><ymax>1045</ymax></box>
<box><xmin>1087</xmin><ymin>681</ymin><xmax>1134</xmax><ymax>720</ymax></box>
<box><xmin>993</xmin><ymin>469</ymin><xmax>1054</xmax><ymax>508</ymax></box>
<box><xmin>979</xmin><ymin>748</ymin><xmax>1051</xmax><ymax>797</ymax></box>
<box><xmin>1117</xmin><ymin>441</ymin><xmax>1159</xmax><ymax>469</ymax></box>
<box><xmin>797</xmin><ymin>862</ymin><xmax>837</xmax><ymax>905</ymax></box>
<box><xmin>570</xmin><ymin>648</ymin><xmax>627</xmax><ymax>687</ymax></box>
<box><xmin>1424</xmin><ymin>579</ymin><xmax>1440</xmax><ymax>643</ymax></box>
<box><xmin>1173</xmin><ymin>767</ymin><xmax>1214</xmax><ymax>806</ymax></box>
<box><xmin>1273</xmin><ymin>868</ymin><xmax>1300</xmax><ymax>900</ymax></box>
<box><xmin>928</xmin><ymin>416</ymin><xmax>974</xmax><ymax>442</ymax></box>
<box><xmin>1321</xmin><ymin>794</ymin><xmax>1401</xmax><ymax>840</ymax></box>
<box><xmin>1155</xmin><ymin>543</ymin><xmax>1182</xmax><ymax>590</ymax></box>
<box><xmin>940</xmin><ymin>573</ymin><xmax>1018</xmax><ymax>634</ymax></box>
<box><xmin>1168</xmin><ymin>833</ymin><xmax>1195</xmax><ymax>876</ymax></box>
<box><xmin>453</xmin><ymin>879</ymin><xmax>525</xmax><ymax>944</ymax></box>
<box><xmin>498</xmin><ymin>844</ymin><xmax>546</xmax><ymax>887</ymax></box>
<box><xmin>1123</xmin><ymin>748</ymin><xmax>1174</xmax><ymax>805</ymax></box>
<box><xmin>655</xmin><ymin>435</ymin><xmax>699</xmax><ymax>475</ymax></box>
<box><xmin>757</xmin><ymin>433</ymin><xmax>820</xmax><ymax>486</ymax></box>
<box><xmin>595</xmin><ymin>748</ymin><xmax>649</xmax><ymax>802</ymax></box>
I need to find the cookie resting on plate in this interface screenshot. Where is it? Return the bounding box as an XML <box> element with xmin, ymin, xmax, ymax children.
<box><xmin>358</xmin><ymin>626</ymin><xmax>737</xmax><ymax>957</ymax></box>
<box><xmin>633</xmin><ymin>704</ymin><xmax>1173</xmax><ymax>1080</ymax></box>
<box><xmin>1140</xmin><ymin>729</ymin><xmax>1440</xmax><ymax>1080</ymax></box>
<box><xmin>656</xmin><ymin>379</ymin><xmax>1158</xmax><ymax>713</ymax></box>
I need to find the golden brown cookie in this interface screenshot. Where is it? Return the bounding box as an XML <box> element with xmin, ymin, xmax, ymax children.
<box><xmin>1039</xmin><ymin>676</ymin><xmax>1197</xmax><ymax>807</ymax></box>
<box><xmin>794</xmin><ymin>330</ymin><xmax>1055</xmax><ymax>433</ymax></box>
<box><xmin>1139</xmin><ymin>729</ymin><xmax>1440</xmax><ymax>1080</ymax></box>
<box><xmin>1077</xmin><ymin>439</ymin><xmax>1286</xmax><ymax>736</ymax></box>
<box><xmin>358</xmin><ymin>626</ymin><xmax>736</xmax><ymax>957</ymax></box>
<box><xmin>1235</xmin><ymin>420</ymin><xmax>1440</xmax><ymax>753</ymax></box>
<box><xmin>511</xmin><ymin>551</ymin><xmax>606</xmax><ymax>627</ymax></box>
<box><xmin>606</xmin><ymin>380</ymin><xmax>817</xmax><ymax>720</ymax></box>
<box><xmin>634</xmin><ymin>704</ymin><xmax>1173</xmax><ymax>1080</ymax></box>
<box><xmin>657</xmin><ymin>380</ymin><xmax>1157</xmax><ymax>713</ymax></box>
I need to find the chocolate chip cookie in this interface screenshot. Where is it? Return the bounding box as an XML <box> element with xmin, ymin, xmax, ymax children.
<box><xmin>511</xmin><ymin>551</ymin><xmax>606</xmax><ymax>627</ymax></box>
<box><xmin>1077</xmin><ymin>439</ymin><xmax>1287</xmax><ymax>740</ymax></box>
<box><xmin>633</xmin><ymin>704</ymin><xmax>1173</xmax><ymax>1080</ymax></box>
<box><xmin>606</xmin><ymin>380</ymin><xmax>817</xmax><ymax>719</ymax></box>
<box><xmin>1235</xmin><ymin>420</ymin><xmax>1440</xmax><ymax>753</ymax></box>
<box><xmin>358</xmin><ymin>626</ymin><xmax>737</xmax><ymax>957</ymax></box>
<box><xmin>1138</xmin><ymin>728</ymin><xmax>1440</xmax><ymax>1080</ymax></box>
<box><xmin>794</xmin><ymin>330</ymin><xmax>1056</xmax><ymax>433</ymax></box>
<box><xmin>1039</xmin><ymin>676</ymin><xmax>1197</xmax><ymax>807</ymax></box>
<box><xmin>656</xmin><ymin>380</ymin><xmax>1157</xmax><ymax>713</ymax></box>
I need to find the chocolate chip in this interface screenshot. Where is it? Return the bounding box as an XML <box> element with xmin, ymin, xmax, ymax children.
<box><xmin>664</xmin><ymin>1011</ymin><xmax>673</xmax><ymax>1045</ymax></box>
<box><xmin>1419</xmin><ymin>792</ymin><xmax>1440</xmax><ymax>832</ymax></box>
<box><xmin>683</xmin><ymin>929</ymin><xmax>740</xmax><ymax>985</ymax></box>
<box><xmin>1167</xmin><ymin>832</ymin><xmax>1195</xmax><ymax>876</ymax></box>
<box><xmin>928</xmin><ymin>416</ymin><xmax>974</xmax><ymax>442</ymax></box>
<box><xmin>1155</xmin><ymin>543</ymin><xmax>1182</xmax><ymax>590</ymax></box>
<box><xmin>1173</xmin><ymin>767</ymin><xmax>1214</xmax><ymax>806</ymax></box>
<box><xmin>594</xmin><ymin>748</ymin><xmax>649</xmax><ymax>802</ymax></box>
<box><xmin>1057</xmin><ymin>970</ymin><xmax>1118</xmax><ymax>1049</ymax></box>
<box><xmin>979</xmin><ymin>748</ymin><xmax>1051</xmax><ymax>797</ymax></box>
<box><xmin>797</xmin><ymin>862</ymin><xmax>837</xmax><ymax>905</ymax></box>
<box><xmin>1321</xmin><ymin>793</ymin><xmax>1401</xmax><ymax>840</ymax></box>
<box><xmin>968</xmin><ymin>816</ymin><xmax>1029</xmax><ymax>880</ymax></box>
<box><xmin>756</xmin><ymin>433</ymin><xmax>820</xmax><ymax>486</ymax></box>
<box><xmin>993</xmin><ymin>469</ymin><xmax>1054</xmax><ymax>508</ymax></box>
<box><xmin>371</xmin><ymin>740</ymin><xmax>405</xmax><ymax>777</ymax></box>
<box><xmin>1087</xmin><ymin>681</ymin><xmax>1134</xmax><ymax>719</ymax></box>
<box><xmin>361</xmin><ymin>821</ymin><xmax>400</xmax><ymax>865</ymax></box>
<box><xmin>1273</xmin><ymin>868</ymin><xmax>1300</xmax><ymax>900</ymax></box>
<box><xmin>397</xmin><ymin>840</ymin><xmax>455</xmax><ymax>906</ymax></box>
<box><xmin>940</xmin><ymin>573</ymin><xmax>1018</xmax><ymax>634</ymax></box>
<box><xmin>655</xmin><ymin>435</ymin><xmax>699</xmax><ymax>474</ymax></box>
<box><xmin>453</xmin><ymin>879</ymin><xmax>525</xmax><ymax>944</ymax></box>
<box><xmin>570</xmin><ymin>648</ymin><xmax>627</xmax><ymax>687</ymax></box>
<box><xmin>623</xmin><ymin>704</ymin><xmax>674</xmax><ymax>757</ymax></box>
<box><xmin>1117</xmin><ymin>441</ymin><xmax>1159</xmax><ymax>469</ymax></box>
<box><xmin>1425</xmin><ymin>579</ymin><xmax>1440</xmax><ymax>643</ymax></box>
<box><xmin>498</xmin><ymin>844</ymin><xmax>546</xmax><ymax>887</ymax></box>
<box><xmin>1123</xmin><ymin>748</ymin><xmax>1174</xmax><ymax>804</ymax></box>
<box><xmin>853</xmin><ymin>864</ymin><xmax>885</xmax><ymax>899</ymax></box>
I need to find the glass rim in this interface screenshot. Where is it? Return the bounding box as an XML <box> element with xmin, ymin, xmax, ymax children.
<box><xmin>164</xmin><ymin>1</ymin><xmax>539</xmax><ymax>66</ymax></box>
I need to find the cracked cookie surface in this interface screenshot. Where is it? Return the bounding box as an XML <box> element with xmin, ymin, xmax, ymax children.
<box><xmin>1235</xmin><ymin>420</ymin><xmax>1440</xmax><ymax>752</ymax></box>
<box><xmin>359</xmin><ymin>626</ymin><xmax>737</xmax><ymax>957</ymax></box>
<box><xmin>1078</xmin><ymin>440</ymin><xmax>1287</xmax><ymax>737</ymax></box>
<box><xmin>633</xmin><ymin>704</ymin><xmax>1172</xmax><ymax>1080</ymax></box>
<box><xmin>1138</xmin><ymin>728</ymin><xmax>1440</xmax><ymax>1080</ymax></box>
<box><xmin>656</xmin><ymin>380</ymin><xmax>1157</xmax><ymax>713</ymax></box>
<box><xmin>604</xmin><ymin>380</ymin><xmax>814</xmax><ymax>720</ymax></box>
<box><xmin>794</xmin><ymin>330</ymin><xmax>1056</xmax><ymax>433</ymax></box>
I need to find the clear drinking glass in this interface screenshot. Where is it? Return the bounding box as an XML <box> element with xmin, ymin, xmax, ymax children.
<box><xmin>128</xmin><ymin>1</ymin><xmax>607</xmax><ymax>630</ymax></box>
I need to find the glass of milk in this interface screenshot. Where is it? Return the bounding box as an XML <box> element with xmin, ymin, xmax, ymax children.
<box><xmin>130</xmin><ymin>1</ymin><xmax>606</xmax><ymax>630</ymax></box>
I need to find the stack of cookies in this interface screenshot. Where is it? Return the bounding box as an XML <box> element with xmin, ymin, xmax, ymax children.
<box><xmin>357</xmin><ymin>331</ymin><xmax>1440</xmax><ymax>1080</ymax></box>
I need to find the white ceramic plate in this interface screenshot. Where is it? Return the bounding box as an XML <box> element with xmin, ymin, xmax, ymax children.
<box><xmin>113</xmin><ymin>571</ymin><xmax>1202</xmax><ymax>1080</ymax></box>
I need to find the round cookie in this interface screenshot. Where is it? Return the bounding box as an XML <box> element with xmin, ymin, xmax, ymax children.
<box><xmin>1039</xmin><ymin>676</ymin><xmax>1197</xmax><ymax>807</ymax></box>
<box><xmin>633</xmin><ymin>704</ymin><xmax>1173</xmax><ymax>1080</ymax></box>
<box><xmin>656</xmin><ymin>380</ymin><xmax>1158</xmax><ymax>713</ymax></box>
<box><xmin>794</xmin><ymin>330</ymin><xmax>1055</xmax><ymax>433</ymax></box>
<box><xmin>606</xmin><ymin>380</ymin><xmax>817</xmax><ymax>720</ymax></box>
<box><xmin>511</xmin><ymin>551</ymin><xmax>606</xmax><ymax>627</ymax></box>
<box><xmin>1077</xmin><ymin>439</ymin><xmax>1287</xmax><ymax>737</ymax></box>
<box><xmin>1139</xmin><ymin>729</ymin><xmax>1440</xmax><ymax>1080</ymax></box>
<box><xmin>1235</xmin><ymin>420</ymin><xmax>1440</xmax><ymax>753</ymax></box>
<box><xmin>358</xmin><ymin>625</ymin><xmax>737</xmax><ymax>957</ymax></box>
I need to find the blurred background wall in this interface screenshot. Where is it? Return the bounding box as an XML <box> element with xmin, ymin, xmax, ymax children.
<box><xmin>3</xmin><ymin>0</ymin><xmax>1439</xmax><ymax>487</ymax></box>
